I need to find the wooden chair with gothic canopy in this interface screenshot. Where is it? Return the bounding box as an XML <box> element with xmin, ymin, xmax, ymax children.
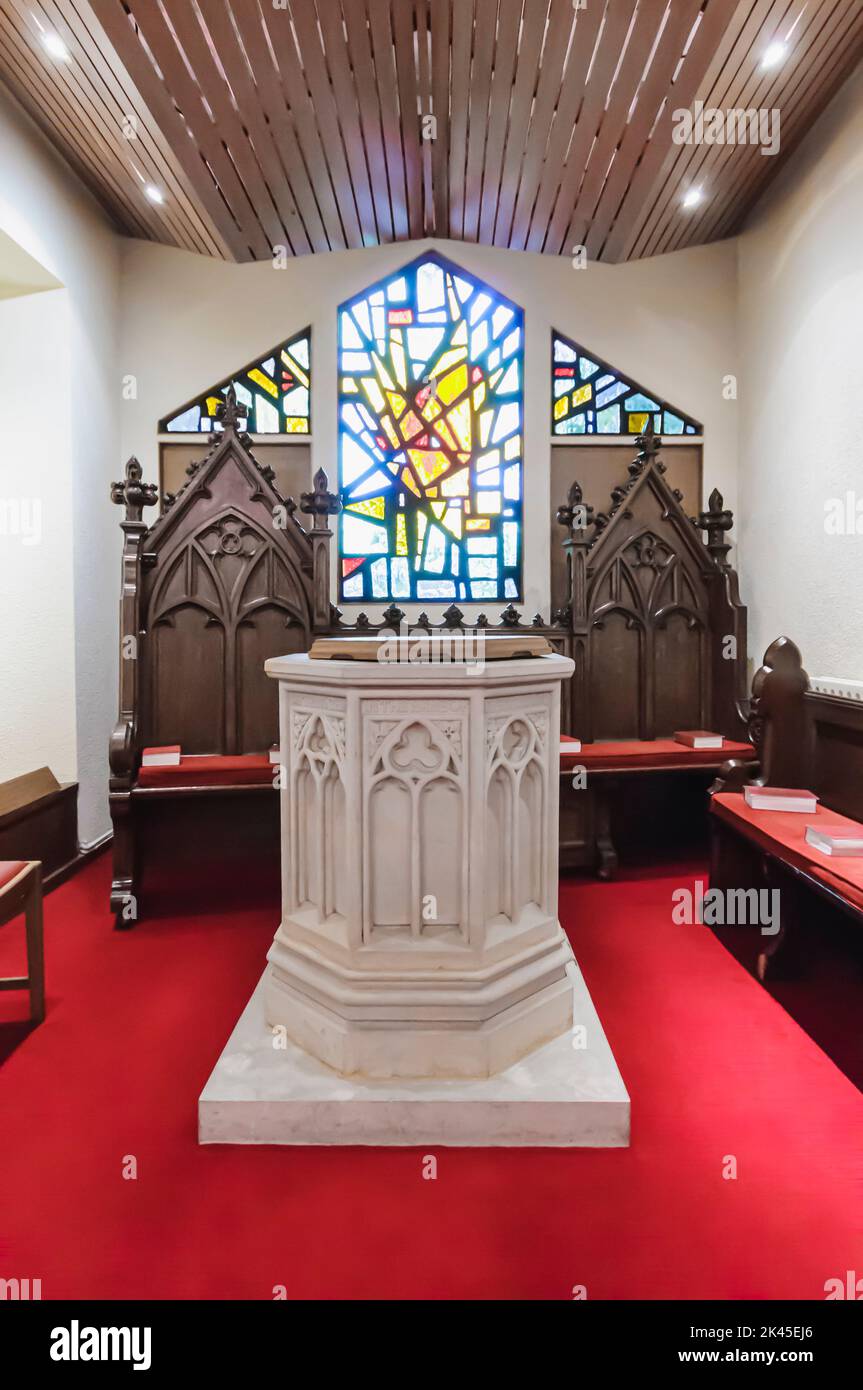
<box><xmin>108</xmin><ymin>388</ymin><xmax>339</xmax><ymax>928</ymax></box>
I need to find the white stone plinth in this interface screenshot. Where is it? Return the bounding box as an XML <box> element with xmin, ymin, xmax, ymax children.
<box><xmin>199</xmin><ymin>965</ymin><xmax>630</xmax><ymax>1147</ymax></box>
<box><xmin>263</xmin><ymin>644</ymin><xmax>577</xmax><ymax>1080</ymax></box>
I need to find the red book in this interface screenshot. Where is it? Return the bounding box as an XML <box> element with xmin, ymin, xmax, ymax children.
<box><xmin>743</xmin><ymin>785</ymin><xmax>818</xmax><ymax>814</ymax></box>
<box><xmin>674</xmin><ymin>729</ymin><xmax>724</xmax><ymax>749</ymax></box>
<box><xmin>141</xmin><ymin>744</ymin><xmax>181</xmax><ymax>767</ymax></box>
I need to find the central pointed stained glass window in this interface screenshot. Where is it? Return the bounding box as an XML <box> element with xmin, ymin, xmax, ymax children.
<box><xmin>338</xmin><ymin>254</ymin><xmax>524</xmax><ymax>603</ymax></box>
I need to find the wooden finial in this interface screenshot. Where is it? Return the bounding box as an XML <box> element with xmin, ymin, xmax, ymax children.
<box><xmin>215</xmin><ymin>384</ymin><xmax>248</xmax><ymax>432</ymax></box>
<box><xmin>110</xmin><ymin>457</ymin><xmax>157</xmax><ymax>524</ymax></box>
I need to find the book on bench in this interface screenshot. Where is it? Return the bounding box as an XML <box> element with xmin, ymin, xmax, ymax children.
<box><xmin>805</xmin><ymin>824</ymin><xmax>863</xmax><ymax>857</ymax></box>
<box><xmin>560</xmin><ymin>737</ymin><xmax>582</xmax><ymax>754</ymax></box>
<box><xmin>269</xmin><ymin>744</ymin><xmax>281</xmax><ymax>765</ymax></box>
<box><xmin>743</xmin><ymin>785</ymin><xmax>819</xmax><ymax>814</ymax></box>
<box><xmin>673</xmin><ymin>730</ymin><xmax>724</xmax><ymax>749</ymax></box>
<box><xmin>141</xmin><ymin>744</ymin><xmax>181</xmax><ymax>767</ymax></box>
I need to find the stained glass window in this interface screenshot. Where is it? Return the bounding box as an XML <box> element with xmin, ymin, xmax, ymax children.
<box><xmin>338</xmin><ymin>255</ymin><xmax>523</xmax><ymax>603</ymax></box>
<box><xmin>160</xmin><ymin>328</ymin><xmax>311</xmax><ymax>434</ymax></box>
<box><xmin>551</xmin><ymin>330</ymin><xmax>701</xmax><ymax>437</ymax></box>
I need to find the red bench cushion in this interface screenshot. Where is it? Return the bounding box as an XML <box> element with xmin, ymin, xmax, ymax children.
<box><xmin>138</xmin><ymin>754</ymin><xmax>273</xmax><ymax>788</ymax></box>
<box><xmin>0</xmin><ymin>861</ymin><xmax>27</xmax><ymax>892</ymax></box>
<box><xmin>560</xmin><ymin>737</ymin><xmax>754</xmax><ymax>771</ymax></box>
<box><xmin>712</xmin><ymin>792</ymin><xmax>863</xmax><ymax>912</ymax></box>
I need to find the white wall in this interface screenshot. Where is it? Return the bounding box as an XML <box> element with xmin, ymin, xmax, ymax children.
<box><xmin>119</xmin><ymin>235</ymin><xmax>739</xmax><ymax>621</ymax></box>
<box><xmin>737</xmin><ymin>64</ymin><xmax>863</xmax><ymax>681</ymax></box>
<box><xmin>0</xmin><ymin>86</ymin><xmax>120</xmax><ymax>845</ymax></box>
<box><xmin>0</xmin><ymin>290</ymin><xmax>77</xmax><ymax>783</ymax></box>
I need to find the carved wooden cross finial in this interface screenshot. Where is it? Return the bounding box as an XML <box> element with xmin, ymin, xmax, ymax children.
<box><xmin>697</xmin><ymin>487</ymin><xmax>735</xmax><ymax>568</ymax></box>
<box><xmin>215</xmin><ymin>384</ymin><xmax>248</xmax><ymax>432</ymax></box>
<box><xmin>635</xmin><ymin>419</ymin><xmax>661</xmax><ymax>465</ymax></box>
<box><xmin>556</xmin><ymin>480</ymin><xmax>594</xmax><ymax>534</ymax></box>
<box><xmin>300</xmin><ymin>468</ymin><xmax>342</xmax><ymax>529</ymax></box>
<box><xmin>110</xmin><ymin>457</ymin><xmax>158</xmax><ymax>524</ymax></box>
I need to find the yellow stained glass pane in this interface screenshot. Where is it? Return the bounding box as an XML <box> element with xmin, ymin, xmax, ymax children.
<box><xmin>343</xmin><ymin>377</ymin><xmax>358</xmax><ymax>393</ymax></box>
<box><xmin>381</xmin><ymin>415</ymin><xmax>400</xmax><ymax>449</ymax></box>
<box><xmin>408</xmin><ymin>448</ymin><xmax>450</xmax><ymax>486</ymax></box>
<box><xmin>396</xmin><ymin>513</ymin><xmax>407</xmax><ymax>555</ymax></box>
<box><xmin>448</xmin><ymin>399</ymin><xmax>472</xmax><ymax>451</ymax></box>
<box><xmin>472</xmin><ymin>383</ymin><xmax>487</xmax><ymax>410</ymax></box>
<box><xmin>433</xmin><ymin>418</ymin><xmax>457</xmax><ymax>451</ymax></box>
<box><xmin>437</xmin><ymin>363</ymin><xmax>468</xmax><ymax>406</ymax></box>
<box><xmin>479</xmin><ymin>407</ymin><xmax>493</xmax><ymax>448</ymax></box>
<box><xmin>504</xmin><ymin>434</ymin><xmax>520</xmax><ymax>458</ymax></box>
<box><xmin>284</xmin><ymin>417</ymin><xmax>308</xmax><ymax>433</ymax></box>
<box><xmin>206</xmin><ymin>396</ymin><xmax>223</xmax><ymax>417</ymax></box>
<box><xmin>347</xmin><ymin>496</ymin><xmax>386</xmax><ymax>519</ymax></box>
<box><xmin>400</xmin><ymin>410</ymin><xmax>424</xmax><ymax>441</ymax></box>
<box><xmin>431</xmin><ymin>501</ymin><xmax>446</xmax><ymax>518</ymax></box>
<box><xmin>572</xmin><ymin>383</ymin><xmax>592</xmax><ymax>407</ymax></box>
<box><xmin>435</xmin><ymin>346</ymin><xmax>467</xmax><ymax>376</ymax></box>
<box><xmin>466</xmin><ymin>518</ymin><xmax>490</xmax><ymax>531</ymax></box>
<box><xmin>629</xmin><ymin>412</ymin><xmax>649</xmax><ymax>432</ymax></box>
<box><xmin>362</xmin><ymin>377</ymin><xmax>385</xmax><ymax>413</ymax></box>
<box><xmin>386</xmin><ymin>390</ymin><xmax>407</xmax><ymax>420</ymax></box>
<box><xmin>281</xmin><ymin>351</ymin><xmax>309</xmax><ymax>388</ymax></box>
<box><xmin>401</xmin><ymin>467</ymin><xmax>420</xmax><ymax>496</ymax></box>
<box><xmin>554</xmin><ymin>396</ymin><xmax>568</xmax><ymax>420</ymax></box>
<box><xmin>442</xmin><ymin>505</ymin><xmax>463</xmax><ymax>538</ymax></box>
<box><xmin>420</xmin><ymin>394</ymin><xmax>442</xmax><ymax>421</ymax></box>
<box><xmin>441</xmin><ymin>468</ymin><xmax>469</xmax><ymax>497</ymax></box>
<box><xmin>249</xmin><ymin>367</ymin><xmax>278</xmax><ymax>399</ymax></box>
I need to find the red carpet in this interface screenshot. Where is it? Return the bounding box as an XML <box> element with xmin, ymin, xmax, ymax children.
<box><xmin>1</xmin><ymin>852</ymin><xmax>861</xmax><ymax>1300</ymax></box>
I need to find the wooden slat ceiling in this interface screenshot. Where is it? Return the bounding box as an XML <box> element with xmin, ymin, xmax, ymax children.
<box><xmin>1</xmin><ymin>0</ymin><xmax>861</xmax><ymax>264</ymax></box>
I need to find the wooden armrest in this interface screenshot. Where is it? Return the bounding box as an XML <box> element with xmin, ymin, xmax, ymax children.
<box><xmin>709</xmin><ymin>757</ymin><xmax>760</xmax><ymax>796</ymax></box>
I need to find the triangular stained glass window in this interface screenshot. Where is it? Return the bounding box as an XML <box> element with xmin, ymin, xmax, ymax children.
<box><xmin>338</xmin><ymin>253</ymin><xmax>524</xmax><ymax>604</ymax></box>
<box><xmin>551</xmin><ymin>329</ymin><xmax>701</xmax><ymax>437</ymax></box>
<box><xmin>159</xmin><ymin>328</ymin><xmax>311</xmax><ymax>434</ymax></box>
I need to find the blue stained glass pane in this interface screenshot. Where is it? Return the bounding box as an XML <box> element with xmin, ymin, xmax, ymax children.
<box><xmin>624</xmin><ymin>392</ymin><xmax>660</xmax><ymax>411</ymax></box>
<box><xmin>580</xmin><ymin>358</ymin><xmax>599</xmax><ymax>378</ymax></box>
<box><xmin>596</xmin><ymin>382</ymin><xmax>629</xmax><ymax>408</ymax></box>
<box><xmin>597</xmin><ymin>405</ymin><xmax>621</xmax><ymax>433</ymax></box>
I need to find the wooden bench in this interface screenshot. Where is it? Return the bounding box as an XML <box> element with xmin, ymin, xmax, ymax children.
<box><xmin>554</xmin><ymin>426</ymin><xmax>752</xmax><ymax>876</ymax></box>
<box><xmin>710</xmin><ymin>637</ymin><xmax>863</xmax><ymax>977</ymax></box>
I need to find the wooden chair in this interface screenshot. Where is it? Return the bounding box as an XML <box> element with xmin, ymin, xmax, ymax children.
<box><xmin>0</xmin><ymin>860</ymin><xmax>45</xmax><ymax>1023</ymax></box>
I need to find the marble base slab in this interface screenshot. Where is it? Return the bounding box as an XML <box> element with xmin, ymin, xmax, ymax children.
<box><xmin>199</xmin><ymin>962</ymin><xmax>630</xmax><ymax>1148</ymax></box>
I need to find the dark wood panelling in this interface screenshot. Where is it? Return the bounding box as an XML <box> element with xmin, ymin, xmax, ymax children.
<box><xmin>1</xmin><ymin>2</ymin><xmax>859</xmax><ymax>264</ymax></box>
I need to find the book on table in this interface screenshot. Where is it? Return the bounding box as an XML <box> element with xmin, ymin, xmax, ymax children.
<box><xmin>141</xmin><ymin>744</ymin><xmax>181</xmax><ymax>767</ymax></box>
<box><xmin>560</xmin><ymin>737</ymin><xmax>582</xmax><ymax>755</ymax></box>
<box><xmin>673</xmin><ymin>730</ymin><xmax>724</xmax><ymax>749</ymax></box>
<box><xmin>805</xmin><ymin>824</ymin><xmax>863</xmax><ymax>856</ymax></box>
<box><xmin>269</xmin><ymin>744</ymin><xmax>280</xmax><ymax>765</ymax></box>
<box><xmin>743</xmin><ymin>785</ymin><xmax>818</xmax><ymax>814</ymax></box>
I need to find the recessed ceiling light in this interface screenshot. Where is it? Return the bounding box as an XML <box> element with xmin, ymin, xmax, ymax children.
<box><xmin>682</xmin><ymin>187</ymin><xmax>704</xmax><ymax>210</ymax></box>
<box><xmin>144</xmin><ymin>185</ymin><xmax>165</xmax><ymax>205</ymax></box>
<box><xmin>42</xmin><ymin>32</ymin><xmax>70</xmax><ymax>61</ymax></box>
<box><xmin>761</xmin><ymin>41</ymin><xmax>788</xmax><ymax>71</ymax></box>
